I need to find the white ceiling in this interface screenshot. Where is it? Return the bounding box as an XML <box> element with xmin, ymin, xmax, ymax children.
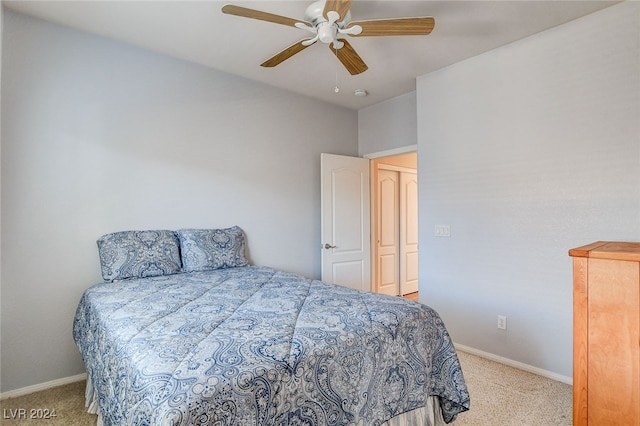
<box><xmin>3</xmin><ymin>0</ymin><xmax>618</xmax><ymax>110</ymax></box>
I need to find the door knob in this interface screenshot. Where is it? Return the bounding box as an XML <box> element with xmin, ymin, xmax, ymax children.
<box><xmin>324</xmin><ymin>243</ymin><xmax>337</xmax><ymax>249</ymax></box>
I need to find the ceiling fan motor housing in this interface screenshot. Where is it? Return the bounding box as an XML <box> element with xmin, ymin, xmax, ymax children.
<box><xmin>304</xmin><ymin>1</ymin><xmax>353</xmax><ymax>46</ymax></box>
<box><xmin>305</xmin><ymin>0</ymin><xmax>351</xmax><ymax>27</ymax></box>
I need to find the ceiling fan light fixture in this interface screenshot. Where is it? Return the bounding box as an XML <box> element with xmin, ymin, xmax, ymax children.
<box><xmin>317</xmin><ymin>23</ymin><xmax>337</xmax><ymax>44</ymax></box>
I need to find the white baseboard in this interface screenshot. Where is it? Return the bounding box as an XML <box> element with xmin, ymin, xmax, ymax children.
<box><xmin>454</xmin><ymin>343</ymin><xmax>573</xmax><ymax>386</ymax></box>
<box><xmin>0</xmin><ymin>373</ymin><xmax>87</xmax><ymax>400</ymax></box>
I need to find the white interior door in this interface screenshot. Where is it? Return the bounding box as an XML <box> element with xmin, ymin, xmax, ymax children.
<box><xmin>400</xmin><ymin>171</ymin><xmax>419</xmax><ymax>295</ymax></box>
<box><xmin>321</xmin><ymin>153</ymin><xmax>371</xmax><ymax>291</ymax></box>
<box><xmin>377</xmin><ymin>169</ymin><xmax>400</xmax><ymax>296</ymax></box>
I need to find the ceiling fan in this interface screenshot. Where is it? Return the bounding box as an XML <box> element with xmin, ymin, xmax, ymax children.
<box><xmin>221</xmin><ymin>0</ymin><xmax>435</xmax><ymax>75</ymax></box>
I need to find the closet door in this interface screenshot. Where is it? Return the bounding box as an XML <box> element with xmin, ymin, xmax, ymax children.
<box><xmin>400</xmin><ymin>172</ymin><xmax>419</xmax><ymax>295</ymax></box>
<box><xmin>376</xmin><ymin>169</ymin><xmax>400</xmax><ymax>296</ymax></box>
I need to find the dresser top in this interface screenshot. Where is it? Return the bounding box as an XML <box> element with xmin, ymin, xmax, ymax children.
<box><xmin>569</xmin><ymin>241</ymin><xmax>640</xmax><ymax>262</ymax></box>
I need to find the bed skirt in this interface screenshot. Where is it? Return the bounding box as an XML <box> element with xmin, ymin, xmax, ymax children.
<box><xmin>382</xmin><ymin>398</ymin><xmax>446</xmax><ymax>426</ymax></box>
<box><xmin>84</xmin><ymin>375</ymin><xmax>103</xmax><ymax>426</ymax></box>
<box><xmin>85</xmin><ymin>376</ymin><xmax>447</xmax><ymax>426</ymax></box>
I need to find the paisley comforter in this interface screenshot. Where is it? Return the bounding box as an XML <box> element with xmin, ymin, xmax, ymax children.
<box><xmin>73</xmin><ymin>266</ymin><xmax>469</xmax><ymax>425</ymax></box>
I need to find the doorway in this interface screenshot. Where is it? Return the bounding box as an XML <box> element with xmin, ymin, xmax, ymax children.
<box><xmin>319</xmin><ymin>150</ymin><xmax>417</xmax><ymax>298</ymax></box>
<box><xmin>371</xmin><ymin>152</ymin><xmax>418</xmax><ymax>297</ymax></box>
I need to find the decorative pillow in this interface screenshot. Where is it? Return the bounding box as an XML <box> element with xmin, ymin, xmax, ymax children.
<box><xmin>176</xmin><ymin>226</ymin><xmax>248</xmax><ymax>272</ymax></box>
<box><xmin>97</xmin><ymin>230</ymin><xmax>182</xmax><ymax>282</ymax></box>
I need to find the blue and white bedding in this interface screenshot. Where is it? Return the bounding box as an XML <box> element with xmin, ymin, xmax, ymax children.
<box><xmin>73</xmin><ymin>266</ymin><xmax>469</xmax><ymax>425</ymax></box>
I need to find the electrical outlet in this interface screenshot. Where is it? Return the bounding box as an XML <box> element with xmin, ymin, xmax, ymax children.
<box><xmin>434</xmin><ymin>225</ymin><xmax>450</xmax><ymax>237</ymax></box>
<box><xmin>497</xmin><ymin>315</ymin><xmax>507</xmax><ymax>330</ymax></box>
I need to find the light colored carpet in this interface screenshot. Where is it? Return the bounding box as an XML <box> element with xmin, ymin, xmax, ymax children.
<box><xmin>454</xmin><ymin>350</ymin><xmax>572</xmax><ymax>426</ymax></box>
<box><xmin>0</xmin><ymin>351</ymin><xmax>571</xmax><ymax>425</ymax></box>
<box><xmin>0</xmin><ymin>380</ymin><xmax>94</xmax><ymax>425</ymax></box>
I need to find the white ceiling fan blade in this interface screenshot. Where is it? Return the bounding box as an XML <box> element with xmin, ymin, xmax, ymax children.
<box><xmin>302</xmin><ymin>36</ymin><xmax>319</xmax><ymax>46</ymax></box>
<box><xmin>326</xmin><ymin>11</ymin><xmax>340</xmax><ymax>25</ymax></box>
<box><xmin>295</xmin><ymin>22</ymin><xmax>316</xmax><ymax>34</ymax></box>
<box><xmin>338</xmin><ymin>25</ymin><xmax>362</xmax><ymax>36</ymax></box>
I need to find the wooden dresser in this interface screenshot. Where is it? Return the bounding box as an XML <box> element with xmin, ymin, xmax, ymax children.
<box><xmin>569</xmin><ymin>242</ymin><xmax>640</xmax><ymax>426</ymax></box>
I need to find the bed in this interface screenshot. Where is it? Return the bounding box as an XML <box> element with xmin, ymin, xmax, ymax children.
<box><xmin>73</xmin><ymin>228</ymin><xmax>469</xmax><ymax>425</ymax></box>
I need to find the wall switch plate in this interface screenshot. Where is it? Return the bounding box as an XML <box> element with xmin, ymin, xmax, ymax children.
<box><xmin>497</xmin><ymin>315</ymin><xmax>507</xmax><ymax>330</ymax></box>
<box><xmin>434</xmin><ymin>225</ymin><xmax>451</xmax><ymax>237</ymax></box>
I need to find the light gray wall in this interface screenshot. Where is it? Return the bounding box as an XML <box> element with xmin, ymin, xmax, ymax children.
<box><xmin>417</xmin><ymin>1</ymin><xmax>639</xmax><ymax>378</ymax></box>
<box><xmin>0</xmin><ymin>10</ymin><xmax>358</xmax><ymax>392</ymax></box>
<box><xmin>358</xmin><ymin>91</ymin><xmax>417</xmax><ymax>156</ymax></box>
